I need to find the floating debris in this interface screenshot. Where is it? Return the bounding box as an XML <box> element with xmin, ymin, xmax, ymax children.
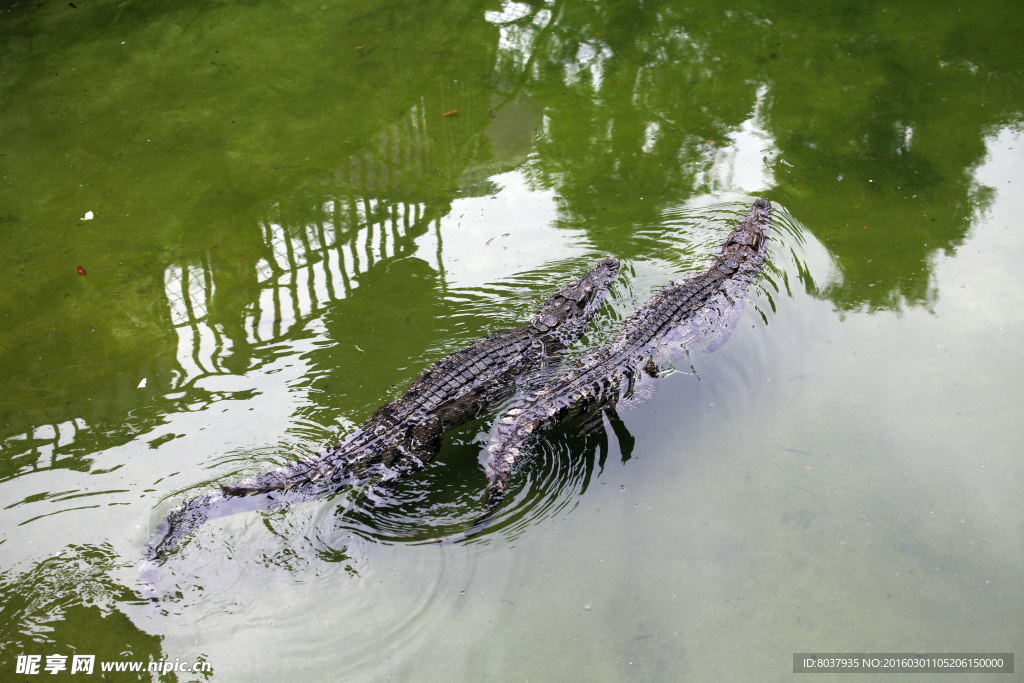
<box><xmin>76</xmin><ymin>266</ymin><xmax>87</xmax><ymax>276</ymax></box>
<box><xmin>83</xmin><ymin>211</ymin><xmax>94</xmax><ymax>220</ymax></box>
<box><xmin>485</xmin><ymin>233</ymin><xmax>510</xmax><ymax>246</ymax></box>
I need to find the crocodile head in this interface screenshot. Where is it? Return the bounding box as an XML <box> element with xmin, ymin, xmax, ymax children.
<box><xmin>728</xmin><ymin>198</ymin><xmax>772</xmax><ymax>251</ymax></box>
<box><xmin>530</xmin><ymin>256</ymin><xmax>620</xmax><ymax>342</ymax></box>
<box><xmin>709</xmin><ymin>198</ymin><xmax>772</xmax><ymax>278</ymax></box>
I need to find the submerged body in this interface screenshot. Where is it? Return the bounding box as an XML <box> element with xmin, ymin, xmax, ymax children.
<box><xmin>144</xmin><ymin>257</ymin><xmax>620</xmax><ymax>560</ymax></box>
<box><xmin>485</xmin><ymin>199</ymin><xmax>772</xmax><ymax>499</ymax></box>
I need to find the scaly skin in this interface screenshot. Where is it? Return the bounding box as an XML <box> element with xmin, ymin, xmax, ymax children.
<box><xmin>485</xmin><ymin>199</ymin><xmax>771</xmax><ymax>501</ymax></box>
<box><xmin>144</xmin><ymin>257</ymin><xmax>619</xmax><ymax>561</ymax></box>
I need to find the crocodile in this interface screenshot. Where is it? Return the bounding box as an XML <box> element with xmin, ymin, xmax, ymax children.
<box><xmin>143</xmin><ymin>256</ymin><xmax>619</xmax><ymax>561</ymax></box>
<box><xmin>484</xmin><ymin>199</ymin><xmax>771</xmax><ymax>503</ymax></box>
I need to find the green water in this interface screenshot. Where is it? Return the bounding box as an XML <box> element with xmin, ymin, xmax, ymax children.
<box><xmin>1</xmin><ymin>0</ymin><xmax>1022</xmax><ymax>680</ymax></box>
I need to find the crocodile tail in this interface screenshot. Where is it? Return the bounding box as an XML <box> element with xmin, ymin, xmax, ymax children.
<box><xmin>485</xmin><ymin>407</ymin><xmax>535</xmax><ymax>493</ymax></box>
<box><xmin>219</xmin><ymin>447</ymin><xmax>345</xmax><ymax>498</ymax></box>
<box><xmin>143</xmin><ymin>449</ymin><xmax>354</xmax><ymax>566</ymax></box>
<box><xmin>143</xmin><ymin>489</ymin><xmax>224</xmax><ymax>563</ymax></box>
<box><xmin>220</xmin><ymin>473</ymin><xmax>288</xmax><ymax>497</ymax></box>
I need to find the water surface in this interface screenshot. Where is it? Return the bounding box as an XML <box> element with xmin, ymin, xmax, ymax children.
<box><xmin>1</xmin><ymin>0</ymin><xmax>1022</xmax><ymax>680</ymax></box>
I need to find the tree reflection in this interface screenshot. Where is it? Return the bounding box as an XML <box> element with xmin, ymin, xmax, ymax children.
<box><xmin>2</xmin><ymin>0</ymin><xmax>1022</xmax><ymax>471</ymax></box>
<box><xmin>486</xmin><ymin>0</ymin><xmax>1023</xmax><ymax>311</ymax></box>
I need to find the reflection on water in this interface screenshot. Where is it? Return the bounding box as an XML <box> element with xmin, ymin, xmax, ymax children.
<box><xmin>1</xmin><ymin>0</ymin><xmax>1023</xmax><ymax>679</ymax></box>
<box><xmin>164</xmin><ymin>194</ymin><xmax>439</xmax><ymax>387</ymax></box>
<box><xmin>1</xmin><ymin>418</ymin><xmax>91</xmax><ymax>483</ymax></box>
<box><xmin>691</xmin><ymin>85</ymin><xmax>777</xmax><ymax>195</ymax></box>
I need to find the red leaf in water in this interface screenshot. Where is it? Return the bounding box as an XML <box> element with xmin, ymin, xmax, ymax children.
<box><xmin>76</xmin><ymin>266</ymin><xmax>87</xmax><ymax>276</ymax></box>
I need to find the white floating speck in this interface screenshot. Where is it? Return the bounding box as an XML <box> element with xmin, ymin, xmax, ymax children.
<box><xmin>137</xmin><ymin>378</ymin><xmax>147</xmax><ymax>388</ymax></box>
<box><xmin>83</xmin><ymin>211</ymin><xmax>94</xmax><ymax>220</ymax></box>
